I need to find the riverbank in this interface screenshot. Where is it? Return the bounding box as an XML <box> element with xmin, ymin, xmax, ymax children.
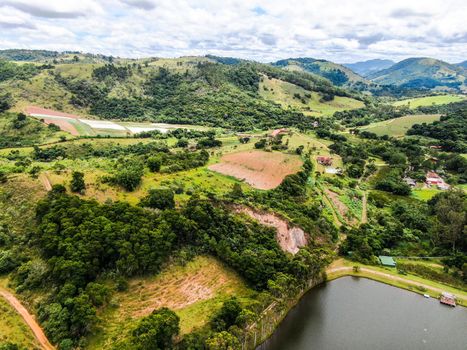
<box><xmin>326</xmin><ymin>259</ymin><xmax>467</xmax><ymax>307</ymax></box>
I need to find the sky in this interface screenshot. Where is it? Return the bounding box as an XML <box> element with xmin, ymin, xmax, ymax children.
<box><xmin>0</xmin><ymin>0</ymin><xmax>466</xmax><ymax>63</ymax></box>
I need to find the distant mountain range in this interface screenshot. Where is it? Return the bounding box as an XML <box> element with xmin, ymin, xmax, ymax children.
<box><xmin>1</xmin><ymin>49</ymin><xmax>466</xmax><ymax>93</ymax></box>
<box><xmin>271</xmin><ymin>57</ymin><xmax>467</xmax><ymax>92</ymax></box>
<box><xmin>367</xmin><ymin>57</ymin><xmax>467</xmax><ymax>91</ymax></box>
<box><xmin>343</xmin><ymin>59</ymin><xmax>395</xmax><ymax>77</ymax></box>
<box><xmin>271</xmin><ymin>58</ymin><xmax>369</xmax><ymax>87</ymax></box>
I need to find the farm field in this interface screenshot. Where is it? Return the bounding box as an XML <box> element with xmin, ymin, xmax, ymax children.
<box><xmin>0</xmin><ymin>112</ymin><xmax>71</xmax><ymax>147</ymax></box>
<box><xmin>209</xmin><ymin>150</ymin><xmax>303</xmax><ymax>190</ymax></box>
<box><xmin>88</xmin><ymin>256</ymin><xmax>254</xmax><ymax>349</ymax></box>
<box><xmin>392</xmin><ymin>94</ymin><xmax>465</xmax><ymax>109</ymax></box>
<box><xmin>259</xmin><ymin>76</ymin><xmax>364</xmax><ymax>117</ymax></box>
<box><xmin>358</xmin><ymin>114</ymin><xmax>441</xmax><ymax>137</ymax></box>
<box><xmin>26</xmin><ymin>106</ymin><xmax>208</xmax><ymax>137</ymax></box>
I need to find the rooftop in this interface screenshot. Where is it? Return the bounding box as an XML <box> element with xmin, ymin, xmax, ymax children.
<box><xmin>379</xmin><ymin>256</ymin><xmax>396</xmax><ymax>267</ymax></box>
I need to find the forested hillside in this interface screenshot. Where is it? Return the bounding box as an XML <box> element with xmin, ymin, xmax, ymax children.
<box><xmin>0</xmin><ymin>53</ymin><xmax>362</xmax><ymax>131</ymax></box>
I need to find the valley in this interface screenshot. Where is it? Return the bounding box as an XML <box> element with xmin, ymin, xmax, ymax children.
<box><xmin>0</xmin><ymin>49</ymin><xmax>466</xmax><ymax>350</ymax></box>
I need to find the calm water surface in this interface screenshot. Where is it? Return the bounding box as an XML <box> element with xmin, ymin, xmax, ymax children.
<box><xmin>259</xmin><ymin>277</ymin><xmax>467</xmax><ymax>350</ymax></box>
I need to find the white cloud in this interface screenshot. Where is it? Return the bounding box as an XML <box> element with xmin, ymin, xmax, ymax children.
<box><xmin>0</xmin><ymin>0</ymin><xmax>465</xmax><ymax>63</ymax></box>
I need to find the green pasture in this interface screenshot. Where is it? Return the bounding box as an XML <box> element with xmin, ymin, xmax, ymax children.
<box><xmin>358</xmin><ymin>114</ymin><xmax>441</xmax><ymax>137</ymax></box>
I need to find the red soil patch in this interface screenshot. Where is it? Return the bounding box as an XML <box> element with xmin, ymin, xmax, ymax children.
<box><xmin>235</xmin><ymin>206</ymin><xmax>308</xmax><ymax>254</ymax></box>
<box><xmin>209</xmin><ymin>150</ymin><xmax>302</xmax><ymax>190</ymax></box>
<box><xmin>25</xmin><ymin>106</ymin><xmax>80</xmax><ymax>135</ymax></box>
<box><xmin>43</xmin><ymin>117</ymin><xmax>79</xmax><ymax>136</ymax></box>
<box><xmin>25</xmin><ymin>106</ymin><xmax>81</xmax><ymax>119</ymax></box>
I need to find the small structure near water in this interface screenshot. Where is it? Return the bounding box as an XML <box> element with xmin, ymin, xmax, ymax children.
<box><xmin>439</xmin><ymin>292</ymin><xmax>456</xmax><ymax>307</ymax></box>
<box><xmin>379</xmin><ymin>256</ymin><xmax>396</xmax><ymax>267</ymax></box>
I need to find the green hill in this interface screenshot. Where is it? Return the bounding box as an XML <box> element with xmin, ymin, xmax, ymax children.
<box><xmin>0</xmin><ymin>54</ymin><xmax>361</xmax><ymax>131</ymax></box>
<box><xmin>272</xmin><ymin>57</ymin><xmax>370</xmax><ymax>87</ymax></box>
<box><xmin>368</xmin><ymin>57</ymin><xmax>467</xmax><ymax>91</ymax></box>
<box><xmin>259</xmin><ymin>75</ymin><xmax>364</xmax><ymax>117</ymax></box>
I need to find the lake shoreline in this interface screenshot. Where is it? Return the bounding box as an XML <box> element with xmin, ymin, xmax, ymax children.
<box><xmin>258</xmin><ymin>277</ymin><xmax>467</xmax><ymax>350</ymax></box>
<box><xmin>253</xmin><ymin>259</ymin><xmax>466</xmax><ymax>349</ymax></box>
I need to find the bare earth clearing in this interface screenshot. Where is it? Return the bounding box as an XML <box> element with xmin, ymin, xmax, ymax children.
<box><xmin>108</xmin><ymin>256</ymin><xmax>250</xmax><ymax>333</ymax></box>
<box><xmin>235</xmin><ymin>206</ymin><xmax>308</xmax><ymax>254</ymax></box>
<box><xmin>209</xmin><ymin>150</ymin><xmax>302</xmax><ymax>190</ymax></box>
<box><xmin>25</xmin><ymin>106</ymin><xmax>82</xmax><ymax>119</ymax></box>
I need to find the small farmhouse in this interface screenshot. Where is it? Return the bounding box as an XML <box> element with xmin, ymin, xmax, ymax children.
<box><xmin>425</xmin><ymin>171</ymin><xmax>443</xmax><ymax>186</ymax></box>
<box><xmin>317</xmin><ymin>156</ymin><xmax>333</xmax><ymax>166</ymax></box>
<box><xmin>269</xmin><ymin>128</ymin><xmax>288</xmax><ymax>138</ymax></box>
<box><xmin>425</xmin><ymin>171</ymin><xmax>450</xmax><ymax>190</ymax></box>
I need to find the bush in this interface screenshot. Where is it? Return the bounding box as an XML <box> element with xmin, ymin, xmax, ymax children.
<box><xmin>111</xmin><ymin>166</ymin><xmax>143</xmax><ymax>191</ymax></box>
<box><xmin>211</xmin><ymin>297</ymin><xmax>243</xmax><ymax>331</ymax></box>
<box><xmin>147</xmin><ymin>156</ymin><xmax>162</xmax><ymax>172</ymax></box>
<box><xmin>131</xmin><ymin>308</ymin><xmax>180</xmax><ymax>350</ymax></box>
<box><xmin>70</xmin><ymin>171</ymin><xmax>85</xmax><ymax>193</ymax></box>
<box><xmin>254</xmin><ymin>139</ymin><xmax>267</xmax><ymax>149</ymax></box>
<box><xmin>140</xmin><ymin>188</ymin><xmax>175</xmax><ymax>210</ymax></box>
<box><xmin>206</xmin><ymin>331</ymin><xmax>241</xmax><ymax>350</ymax></box>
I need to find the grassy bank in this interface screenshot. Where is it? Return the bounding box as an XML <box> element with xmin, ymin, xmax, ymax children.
<box><xmin>326</xmin><ymin>259</ymin><xmax>467</xmax><ymax>307</ymax></box>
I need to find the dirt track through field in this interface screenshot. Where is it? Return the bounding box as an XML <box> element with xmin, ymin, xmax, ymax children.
<box><xmin>0</xmin><ymin>288</ymin><xmax>55</xmax><ymax>350</ymax></box>
<box><xmin>39</xmin><ymin>173</ymin><xmax>52</xmax><ymax>191</ymax></box>
<box><xmin>361</xmin><ymin>191</ymin><xmax>367</xmax><ymax>223</ymax></box>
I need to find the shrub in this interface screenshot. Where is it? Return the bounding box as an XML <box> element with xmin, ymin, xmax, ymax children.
<box><xmin>70</xmin><ymin>171</ymin><xmax>85</xmax><ymax>193</ymax></box>
<box><xmin>140</xmin><ymin>188</ymin><xmax>175</xmax><ymax>210</ymax></box>
<box><xmin>131</xmin><ymin>308</ymin><xmax>180</xmax><ymax>350</ymax></box>
<box><xmin>147</xmin><ymin>156</ymin><xmax>162</xmax><ymax>172</ymax></box>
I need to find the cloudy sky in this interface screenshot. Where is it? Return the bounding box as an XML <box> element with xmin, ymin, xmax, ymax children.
<box><xmin>0</xmin><ymin>0</ymin><xmax>466</xmax><ymax>63</ymax></box>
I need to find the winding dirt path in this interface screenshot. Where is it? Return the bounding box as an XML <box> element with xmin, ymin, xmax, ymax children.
<box><xmin>0</xmin><ymin>288</ymin><xmax>55</xmax><ymax>350</ymax></box>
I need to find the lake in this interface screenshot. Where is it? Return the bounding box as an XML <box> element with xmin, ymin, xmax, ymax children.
<box><xmin>258</xmin><ymin>277</ymin><xmax>467</xmax><ymax>350</ymax></box>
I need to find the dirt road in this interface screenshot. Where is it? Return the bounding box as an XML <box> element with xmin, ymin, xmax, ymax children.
<box><xmin>39</xmin><ymin>173</ymin><xmax>52</xmax><ymax>191</ymax></box>
<box><xmin>0</xmin><ymin>288</ymin><xmax>55</xmax><ymax>350</ymax></box>
<box><xmin>361</xmin><ymin>191</ymin><xmax>367</xmax><ymax>224</ymax></box>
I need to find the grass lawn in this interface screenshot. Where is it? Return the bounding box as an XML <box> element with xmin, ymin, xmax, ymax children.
<box><xmin>358</xmin><ymin>114</ymin><xmax>441</xmax><ymax>137</ymax></box>
<box><xmin>0</xmin><ymin>294</ymin><xmax>41</xmax><ymax>349</ymax></box>
<box><xmin>392</xmin><ymin>94</ymin><xmax>465</xmax><ymax>109</ymax></box>
<box><xmin>87</xmin><ymin>255</ymin><xmax>255</xmax><ymax>349</ymax></box>
<box><xmin>412</xmin><ymin>188</ymin><xmax>442</xmax><ymax>201</ymax></box>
